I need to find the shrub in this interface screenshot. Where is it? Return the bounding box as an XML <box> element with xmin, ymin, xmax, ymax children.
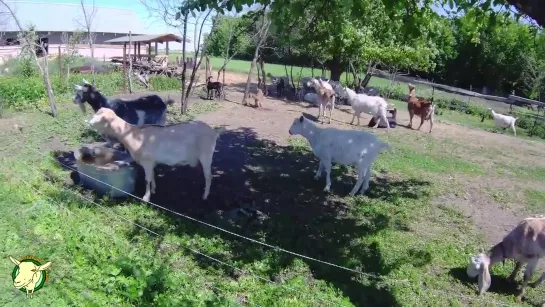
<box><xmin>0</xmin><ymin>72</ymin><xmax>180</xmax><ymax>109</ymax></box>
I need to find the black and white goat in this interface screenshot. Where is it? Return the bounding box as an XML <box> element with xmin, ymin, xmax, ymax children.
<box><xmin>72</xmin><ymin>78</ymin><xmax>174</xmax><ymax>147</ymax></box>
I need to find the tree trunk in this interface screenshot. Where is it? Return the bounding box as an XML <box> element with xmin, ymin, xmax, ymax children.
<box><xmin>329</xmin><ymin>54</ymin><xmax>342</xmax><ymax>81</ymax></box>
<box><xmin>242</xmin><ymin>58</ymin><xmax>257</xmax><ymax>106</ymax></box>
<box><xmin>256</xmin><ymin>56</ymin><xmax>262</xmax><ymax>91</ymax></box>
<box><xmin>258</xmin><ymin>55</ymin><xmax>267</xmax><ymax>95</ymax></box>
<box><xmin>180</xmin><ymin>13</ymin><xmax>188</xmax><ymax>113</ymax></box>
<box><xmin>242</xmin><ymin>20</ymin><xmax>271</xmax><ymax>105</ymax></box>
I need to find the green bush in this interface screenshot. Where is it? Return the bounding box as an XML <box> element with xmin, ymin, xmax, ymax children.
<box><xmin>0</xmin><ymin>73</ymin><xmax>180</xmax><ymax>109</ymax></box>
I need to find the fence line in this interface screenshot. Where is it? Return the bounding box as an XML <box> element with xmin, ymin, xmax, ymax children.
<box><xmin>371</xmin><ymin>69</ymin><xmax>545</xmax><ymax>108</ymax></box>
<box><xmin>2</xmin><ymin>154</ymin><xmax>520</xmax><ymax>306</ymax></box>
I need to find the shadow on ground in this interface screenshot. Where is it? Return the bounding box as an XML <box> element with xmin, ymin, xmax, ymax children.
<box><xmin>46</xmin><ymin>122</ymin><xmax>432</xmax><ymax>306</ymax></box>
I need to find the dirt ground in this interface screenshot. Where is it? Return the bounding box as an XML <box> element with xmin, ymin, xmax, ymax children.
<box><xmin>3</xmin><ymin>71</ymin><xmax>545</xmax><ymax>248</ymax></box>
<box><xmin>191</xmin><ymin>72</ymin><xmax>545</xmax><ymax>246</ymax></box>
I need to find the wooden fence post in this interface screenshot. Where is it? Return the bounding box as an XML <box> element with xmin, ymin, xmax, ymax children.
<box><xmin>123</xmin><ymin>43</ymin><xmax>127</xmax><ymax>93</ymax></box>
<box><xmin>58</xmin><ymin>45</ymin><xmax>62</xmax><ymax>81</ymax></box>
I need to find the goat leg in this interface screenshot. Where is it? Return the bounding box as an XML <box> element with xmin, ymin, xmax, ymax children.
<box><xmin>408</xmin><ymin>111</ymin><xmax>414</xmax><ymax>128</ymax></box>
<box><xmin>142</xmin><ymin>162</ymin><xmax>155</xmax><ymax>202</ymax></box>
<box><xmin>314</xmin><ymin>162</ymin><xmax>323</xmax><ymax>180</ymax></box>
<box><xmin>516</xmin><ymin>259</ymin><xmax>539</xmax><ymax>302</ymax></box>
<box><xmin>322</xmin><ymin>160</ymin><xmax>332</xmax><ymax>192</ymax></box>
<box><xmin>531</xmin><ymin>271</ymin><xmax>545</xmax><ymax>288</ymax></box>
<box><xmin>350</xmin><ymin>113</ymin><xmax>356</xmax><ymax>125</ymax></box>
<box><xmin>508</xmin><ymin>261</ymin><xmax>523</xmax><ymax>282</ymax></box>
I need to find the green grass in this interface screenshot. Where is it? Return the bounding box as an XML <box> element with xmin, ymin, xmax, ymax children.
<box><xmin>1</xmin><ymin>90</ymin><xmax>544</xmax><ymax>306</ymax></box>
<box><xmin>524</xmin><ymin>189</ymin><xmax>545</xmax><ymax>213</ymax></box>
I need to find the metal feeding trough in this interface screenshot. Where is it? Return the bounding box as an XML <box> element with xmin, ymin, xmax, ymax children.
<box><xmin>74</xmin><ymin>143</ymin><xmax>137</xmax><ymax>198</ymax></box>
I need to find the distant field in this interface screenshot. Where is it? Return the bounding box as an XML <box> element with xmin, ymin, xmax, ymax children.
<box><xmin>207</xmin><ymin>57</ymin><xmax>528</xmax><ymax>114</ymax></box>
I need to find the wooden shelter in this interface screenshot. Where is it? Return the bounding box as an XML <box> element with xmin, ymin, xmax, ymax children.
<box><xmin>103</xmin><ymin>33</ymin><xmax>189</xmax><ymax>61</ymax></box>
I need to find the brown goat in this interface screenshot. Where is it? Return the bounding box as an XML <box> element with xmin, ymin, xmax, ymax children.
<box><xmin>407</xmin><ymin>84</ymin><xmax>434</xmax><ymax>133</ymax></box>
<box><xmin>249</xmin><ymin>88</ymin><xmax>265</xmax><ymax>108</ymax></box>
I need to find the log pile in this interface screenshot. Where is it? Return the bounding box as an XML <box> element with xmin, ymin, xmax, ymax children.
<box><xmin>110</xmin><ymin>57</ymin><xmax>182</xmax><ymax>78</ymax></box>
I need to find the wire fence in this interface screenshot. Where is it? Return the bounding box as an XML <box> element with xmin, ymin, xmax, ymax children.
<box><xmin>0</xmin><ymin>135</ymin><xmax>528</xmax><ymax>306</ymax></box>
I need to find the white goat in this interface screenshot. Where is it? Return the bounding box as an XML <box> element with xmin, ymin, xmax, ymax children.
<box><xmin>307</xmin><ymin>78</ymin><xmax>336</xmax><ymax>124</ymax></box>
<box><xmin>488</xmin><ymin>108</ymin><xmax>517</xmax><ymax>137</ymax></box>
<box><xmin>9</xmin><ymin>256</ymin><xmax>52</xmax><ymax>298</ymax></box>
<box><xmin>338</xmin><ymin>86</ymin><xmax>390</xmax><ymax>131</ymax></box>
<box><xmin>288</xmin><ymin>115</ymin><xmax>390</xmax><ymax>196</ymax></box>
<box><xmin>467</xmin><ymin>216</ymin><xmax>545</xmax><ymax>302</ymax></box>
<box><xmin>87</xmin><ymin>108</ymin><xmax>225</xmax><ymax>202</ymax></box>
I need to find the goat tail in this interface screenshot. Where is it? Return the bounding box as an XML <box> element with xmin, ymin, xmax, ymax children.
<box><xmin>165</xmin><ymin>96</ymin><xmax>175</xmax><ymax>106</ymax></box>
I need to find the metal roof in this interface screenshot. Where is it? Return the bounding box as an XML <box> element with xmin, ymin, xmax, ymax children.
<box><xmin>104</xmin><ymin>34</ymin><xmax>190</xmax><ymax>45</ymax></box>
<box><xmin>1</xmin><ymin>1</ymin><xmax>149</xmax><ymax>34</ymax></box>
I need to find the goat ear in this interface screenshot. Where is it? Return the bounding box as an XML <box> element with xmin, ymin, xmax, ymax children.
<box><xmin>37</xmin><ymin>261</ymin><xmax>52</xmax><ymax>271</ymax></box>
<box><xmin>299</xmin><ymin>116</ymin><xmax>304</xmax><ymax>123</ymax></box>
<box><xmin>73</xmin><ymin>84</ymin><xmax>83</xmax><ymax>91</ymax></box>
<box><xmin>9</xmin><ymin>256</ymin><xmax>20</xmax><ymax>266</ymax></box>
<box><xmin>478</xmin><ymin>262</ymin><xmax>492</xmax><ymax>294</ymax></box>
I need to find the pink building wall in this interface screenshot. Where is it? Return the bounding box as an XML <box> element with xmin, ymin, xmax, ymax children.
<box><xmin>0</xmin><ymin>44</ymin><xmax>148</xmax><ymax>65</ymax></box>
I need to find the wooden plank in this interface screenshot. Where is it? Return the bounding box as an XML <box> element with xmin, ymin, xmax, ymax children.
<box><xmin>508</xmin><ymin>95</ymin><xmax>545</xmax><ymax>107</ymax></box>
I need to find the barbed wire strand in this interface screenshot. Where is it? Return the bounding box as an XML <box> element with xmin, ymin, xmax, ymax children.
<box><xmin>0</xmin><ymin>137</ymin><xmax>528</xmax><ymax>306</ymax></box>
<box><xmin>6</xmin><ymin>141</ymin><xmax>390</xmax><ymax>280</ymax></box>
<box><xmin>1</xmin><ymin>162</ymin><xmax>260</xmax><ymax>307</ymax></box>
<box><xmin>5</xmin><ymin>159</ymin><xmax>342</xmax><ymax>307</ymax></box>
<box><xmin>4</xmin><ymin>154</ymin><xmax>520</xmax><ymax>307</ymax></box>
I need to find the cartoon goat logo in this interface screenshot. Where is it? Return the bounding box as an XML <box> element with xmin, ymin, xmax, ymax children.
<box><xmin>9</xmin><ymin>256</ymin><xmax>52</xmax><ymax>298</ymax></box>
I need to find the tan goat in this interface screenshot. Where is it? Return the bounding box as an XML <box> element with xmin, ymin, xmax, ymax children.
<box><xmin>87</xmin><ymin>108</ymin><xmax>225</xmax><ymax>202</ymax></box>
<box><xmin>467</xmin><ymin>216</ymin><xmax>545</xmax><ymax>302</ymax></box>
<box><xmin>249</xmin><ymin>88</ymin><xmax>264</xmax><ymax>108</ymax></box>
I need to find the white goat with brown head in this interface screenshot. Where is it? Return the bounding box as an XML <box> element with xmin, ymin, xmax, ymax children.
<box><xmin>9</xmin><ymin>256</ymin><xmax>52</xmax><ymax>298</ymax></box>
<box><xmin>467</xmin><ymin>216</ymin><xmax>545</xmax><ymax>302</ymax></box>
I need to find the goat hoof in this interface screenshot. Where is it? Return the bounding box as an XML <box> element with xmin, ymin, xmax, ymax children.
<box><xmin>313</xmin><ymin>175</ymin><xmax>320</xmax><ymax>180</ymax></box>
<box><xmin>323</xmin><ymin>187</ymin><xmax>330</xmax><ymax>192</ymax></box>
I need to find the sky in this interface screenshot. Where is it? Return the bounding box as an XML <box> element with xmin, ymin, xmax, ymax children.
<box><xmin>46</xmin><ymin>0</ymin><xmax>253</xmax><ymax>51</ymax></box>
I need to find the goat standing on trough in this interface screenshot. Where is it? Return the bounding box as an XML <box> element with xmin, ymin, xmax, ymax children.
<box><xmin>407</xmin><ymin>84</ymin><xmax>435</xmax><ymax>133</ymax></box>
<box><xmin>485</xmin><ymin>108</ymin><xmax>518</xmax><ymax>137</ymax></box>
<box><xmin>307</xmin><ymin>78</ymin><xmax>336</xmax><ymax>124</ymax></box>
<box><xmin>337</xmin><ymin>86</ymin><xmax>391</xmax><ymax>131</ymax></box>
<box><xmin>467</xmin><ymin>216</ymin><xmax>545</xmax><ymax>302</ymax></box>
<box><xmin>87</xmin><ymin>108</ymin><xmax>225</xmax><ymax>202</ymax></box>
<box><xmin>206</xmin><ymin>76</ymin><xmax>224</xmax><ymax>100</ymax></box>
<box><xmin>288</xmin><ymin>115</ymin><xmax>390</xmax><ymax>196</ymax></box>
<box><xmin>73</xmin><ymin>79</ymin><xmax>174</xmax><ymax>148</ymax></box>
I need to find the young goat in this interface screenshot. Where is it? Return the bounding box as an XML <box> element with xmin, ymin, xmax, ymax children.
<box><xmin>467</xmin><ymin>216</ymin><xmax>545</xmax><ymax>302</ymax></box>
<box><xmin>407</xmin><ymin>84</ymin><xmax>435</xmax><ymax>133</ymax></box>
<box><xmin>288</xmin><ymin>115</ymin><xmax>390</xmax><ymax>196</ymax></box>
<box><xmin>249</xmin><ymin>88</ymin><xmax>264</xmax><ymax>108</ymax></box>
<box><xmin>337</xmin><ymin>86</ymin><xmax>390</xmax><ymax>131</ymax></box>
<box><xmin>307</xmin><ymin>78</ymin><xmax>336</xmax><ymax>124</ymax></box>
<box><xmin>87</xmin><ymin>108</ymin><xmax>225</xmax><ymax>202</ymax></box>
<box><xmin>206</xmin><ymin>76</ymin><xmax>224</xmax><ymax>100</ymax></box>
<box><xmin>486</xmin><ymin>108</ymin><xmax>518</xmax><ymax>137</ymax></box>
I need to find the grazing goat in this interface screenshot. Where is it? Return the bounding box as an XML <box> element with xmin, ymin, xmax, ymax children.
<box><xmin>338</xmin><ymin>86</ymin><xmax>390</xmax><ymax>131</ymax></box>
<box><xmin>486</xmin><ymin>108</ymin><xmax>518</xmax><ymax>137</ymax></box>
<box><xmin>87</xmin><ymin>108</ymin><xmax>225</xmax><ymax>202</ymax></box>
<box><xmin>9</xmin><ymin>256</ymin><xmax>52</xmax><ymax>298</ymax></box>
<box><xmin>307</xmin><ymin>78</ymin><xmax>336</xmax><ymax>124</ymax></box>
<box><xmin>467</xmin><ymin>216</ymin><xmax>545</xmax><ymax>302</ymax></box>
<box><xmin>206</xmin><ymin>76</ymin><xmax>223</xmax><ymax>100</ymax></box>
<box><xmin>249</xmin><ymin>88</ymin><xmax>264</xmax><ymax>108</ymax></box>
<box><xmin>288</xmin><ymin>115</ymin><xmax>390</xmax><ymax>196</ymax></box>
<box><xmin>407</xmin><ymin>84</ymin><xmax>435</xmax><ymax>133</ymax></box>
<box><xmin>271</xmin><ymin>76</ymin><xmax>287</xmax><ymax>97</ymax></box>
<box><xmin>72</xmin><ymin>79</ymin><xmax>174</xmax><ymax>148</ymax></box>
